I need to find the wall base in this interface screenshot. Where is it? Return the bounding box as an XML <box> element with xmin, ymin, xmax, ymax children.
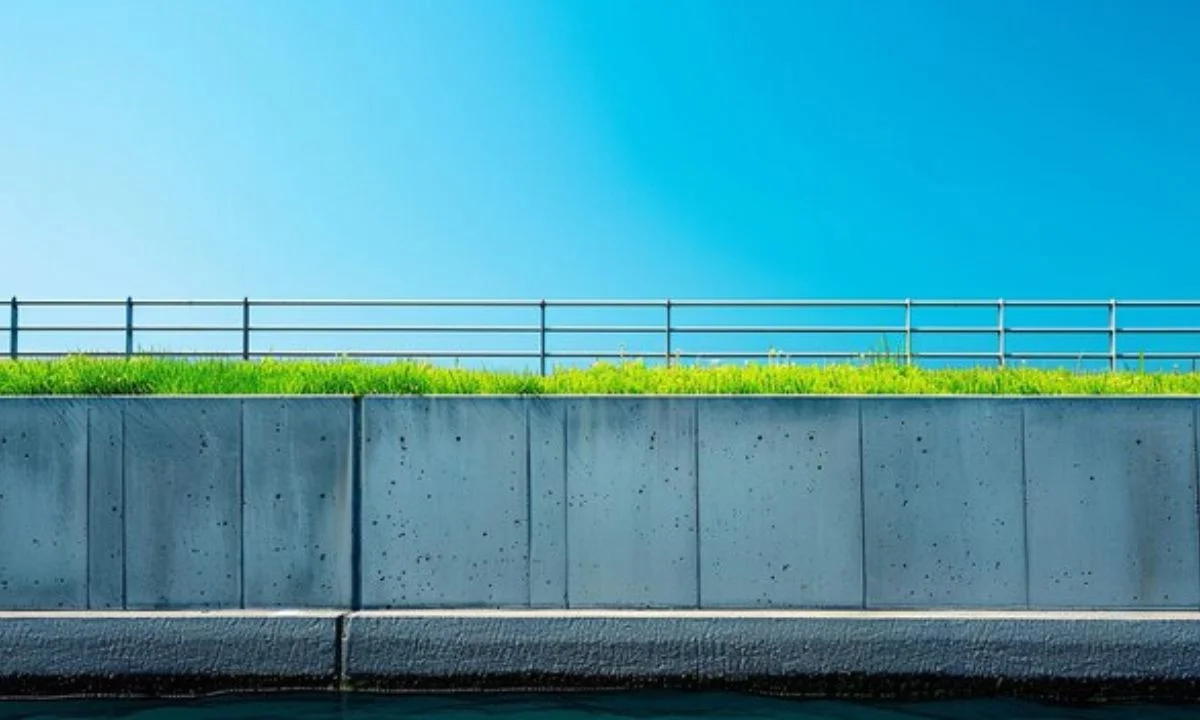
<box><xmin>3</xmin><ymin>610</ymin><xmax>1200</xmax><ymax>702</ymax></box>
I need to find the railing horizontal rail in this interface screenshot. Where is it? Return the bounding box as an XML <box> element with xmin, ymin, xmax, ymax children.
<box><xmin>669</xmin><ymin>325</ymin><xmax>900</xmax><ymax>334</ymax></box>
<box><xmin>996</xmin><ymin>327</ymin><xmax>1109</xmax><ymax>334</ymax></box>
<box><xmin>543</xmin><ymin>325</ymin><xmax>662</xmax><ymax>334</ymax></box>
<box><xmin>247</xmin><ymin>325</ymin><xmax>541</xmax><ymax>333</ymax></box>
<box><xmin>6</xmin><ymin>297</ymin><xmax>1200</xmax><ymax>372</ymax></box>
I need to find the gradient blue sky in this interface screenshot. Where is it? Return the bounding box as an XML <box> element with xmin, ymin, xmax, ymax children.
<box><xmin>2</xmin><ymin>0</ymin><xmax>1198</xmax><ymax>304</ymax></box>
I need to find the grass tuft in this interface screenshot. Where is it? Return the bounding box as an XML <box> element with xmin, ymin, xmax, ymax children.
<box><xmin>0</xmin><ymin>356</ymin><xmax>1198</xmax><ymax>395</ymax></box>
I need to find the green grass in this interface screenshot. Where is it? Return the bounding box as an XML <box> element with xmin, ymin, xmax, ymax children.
<box><xmin>1</xmin><ymin>356</ymin><xmax>1199</xmax><ymax>395</ymax></box>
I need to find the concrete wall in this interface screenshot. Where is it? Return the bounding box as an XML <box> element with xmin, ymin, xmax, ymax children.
<box><xmin>361</xmin><ymin>398</ymin><xmax>529</xmax><ymax>607</ymax></box>
<box><xmin>862</xmin><ymin>399</ymin><xmax>1026</xmax><ymax>608</ymax></box>
<box><xmin>0</xmin><ymin>397</ymin><xmax>354</xmax><ymax>611</ymax></box>
<box><xmin>0</xmin><ymin>397</ymin><xmax>1197</xmax><ymax>611</ymax></box>
<box><xmin>0</xmin><ymin>399</ymin><xmax>88</xmax><ymax>609</ymax></box>
<box><xmin>698</xmin><ymin>398</ymin><xmax>861</xmax><ymax>608</ymax></box>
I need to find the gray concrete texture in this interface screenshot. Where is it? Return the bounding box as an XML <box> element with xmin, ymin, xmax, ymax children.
<box><xmin>87</xmin><ymin>401</ymin><xmax>124</xmax><ymax>609</ymax></box>
<box><xmin>6</xmin><ymin>610</ymin><xmax>1200</xmax><ymax>696</ymax></box>
<box><xmin>242</xmin><ymin>398</ymin><xmax>354</xmax><ymax>607</ymax></box>
<box><xmin>361</xmin><ymin>398</ymin><xmax>530</xmax><ymax>607</ymax></box>
<box><xmin>344</xmin><ymin>610</ymin><xmax>1200</xmax><ymax>685</ymax></box>
<box><xmin>862</xmin><ymin>399</ymin><xmax>1026</xmax><ymax>608</ymax></box>
<box><xmin>1</xmin><ymin>397</ymin><xmax>1199</xmax><ymax>611</ymax></box>
<box><xmin>124</xmin><ymin>399</ymin><xmax>243</xmax><ymax>609</ymax></box>
<box><xmin>0</xmin><ymin>610</ymin><xmax>340</xmax><ymax>684</ymax></box>
<box><xmin>0</xmin><ymin>399</ymin><xmax>89</xmax><ymax>609</ymax></box>
<box><xmin>1025</xmin><ymin>399</ymin><xmax>1200</xmax><ymax>608</ymax></box>
<box><xmin>697</xmin><ymin>398</ymin><xmax>862</xmax><ymax>607</ymax></box>
<box><xmin>564</xmin><ymin>398</ymin><xmax>699</xmax><ymax>607</ymax></box>
<box><xmin>0</xmin><ymin>398</ymin><xmax>355</xmax><ymax>610</ymax></box>
<box><xmin>528</xmin><ymin>399</ymin><xmax>567</xmax><ymax>607</ymax></box>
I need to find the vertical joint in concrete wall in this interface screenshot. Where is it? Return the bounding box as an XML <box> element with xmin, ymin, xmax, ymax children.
<box><xmin>693</xmin><ymin>400</ymin><xmax>701</xmax><ymax>609</ymax></box>
<box><xmin>350</xmin><ymin>397</ymin><xmax>363</xmax><ymax>611</ymax></box>
<box><xmin>1021</xmin><ymin>402</ymin><xmax>1031</xmax><ymax>609</ymax></box>
<box><xmin>1194</xmin><ymin>402</ymin><xmax>1200</xmax><ymax>604</ymax></box>
<box><xmin>525</xmin><ymin>400</ymin><xmax>534</xmax><ymax>605</ymax></box>
<box><xmin>562</xmin><ymin>403</ymin><xmax>570</xmax><ymax>608</ymax></box>
<box><xmin>121</xmin><ymin>405</ymin><xmax>127</xmax><ymax>608</ymax></box>
<box><xmin>239</xmin><ymin>399</ymin><xmax>246</xmax><ymax>609</ymax></box>
<box><xmin>857</xmin><ymin>400</ymin><xmax>866</xmax><ymax>610</ymax></box>
<box><xmin>334</xmin><ymin>612</ymin><xmax>348</xmax><ymax>690</ymax></box>
<box><xmin>85</xmin><ymin>404</ymin><xmax>92</xmax><ymax>601</ymax></box>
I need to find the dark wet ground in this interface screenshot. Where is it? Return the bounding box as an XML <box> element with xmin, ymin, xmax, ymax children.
<box><xmin>2</xmin><ymin>692</ymin><xmax>1200</xmax><ymax>720</ymax></box>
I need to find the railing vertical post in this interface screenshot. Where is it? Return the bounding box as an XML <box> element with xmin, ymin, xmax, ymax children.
<box><xmin>242</xmin><ymin>297</ymin><xmax>251</xmax><ymax>361</ymax></box>
<box><xmin>997</xmin><ymin>298</ymin><xmax>1006</xmax><ymax>368</ymax></box>
<box><xmin>125</xmin><ymin>296</ymin><xmax>134</xmax><ymax>358</ymax></box>
<box><xmin>903</xmin><ymin>298</ymin><xmax>912</xmax><ymax>366</ymax></box>
<box><xmin>665</xmin><ymin>300</ymin><xmax>673</xmax><ymax>367</ymax></box>
<box><xmin>538</xmin><ymin>299</ymin><xmax>547</xmax><ymax>377</ymax></box>
<box><xmin>1108</xmin><ymin>298</ymin><xmax>1118</xmax><ymax>372</ymax></box>
<box><xmin>8</xmin><ymin>297</ymin><xmax>16</xmax><ymax>360</ymax></box>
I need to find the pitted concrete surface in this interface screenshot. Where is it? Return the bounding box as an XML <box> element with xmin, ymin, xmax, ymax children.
<box><xmin>4</xmin><ymin>397</ymin><xmax>1200</xmax><ymax>612</ymax></box>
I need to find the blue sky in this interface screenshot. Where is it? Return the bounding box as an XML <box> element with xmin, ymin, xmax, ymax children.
<box><xmin>2</xmin><ymin>1</ymin><xmax>1199</xmax><ymax>363</ymax></box>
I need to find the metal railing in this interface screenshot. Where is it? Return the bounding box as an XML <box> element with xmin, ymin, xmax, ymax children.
<box><xmin>4</xmin><ymin>297</ymin><xmax>1200</xmax><ymax>373</ymax></box>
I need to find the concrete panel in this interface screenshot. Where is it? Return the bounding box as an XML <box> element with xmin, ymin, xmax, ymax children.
<box><xmin>124</xmin><ymin>400</ymin><xmax>242</xmax><ymax>609</ymax></box>
<box><xmin>1026</xmin><ymin>400</ymin><xmax>1200</xmax><ymax>608</ymax></box>
<box><xmin>87</xmin><ymin>400</ymin><xmax>125</xmax><ymax>609</ymax></box>
<box><xmin>566</xmin><ymin>398</ymin><xmax>698</xmax><ymax>607</ymax></box>
<box><xmin>0</xmin><ymin>399</ymin><xmax>89</xmax><ymax>610</ymax></box>
<box><xmin>862</xmin><ymin>399</ymin><xmax>1026</xmax><ymax>608</ymax></box>
<box><xmin>362</xmin><ymin>398</ymin><xmax>529</xmax><ymax>607</ymax></box>
<box><xmin>0</xmin><ymin>610</ymin><xmax>340</xmax><ymax>694</ymax></box>
<box><xmin>242</xmin><ymin>398</ymin><xmax>353</xmax><ymax>608</ymax></box>
<box><xmin>344</xmin><ymin>609</ymin><xmax>1200</xmax><ymax>692</ymax></box>
<box><xmin>698</xmin><ymin>398</ymin><xmax>862</xmax><ymax>607</ymax></box>
<box><xmin>529</xmin><ymin>399</ymin><xmax>567</xmax><ymax>607</ymax></box>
